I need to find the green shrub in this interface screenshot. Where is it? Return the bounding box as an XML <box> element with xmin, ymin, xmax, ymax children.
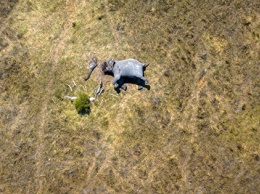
<box><xmin>74</xmin><ymin>93</ymin><xmax>91</xmax><ymax>115</ymax></box>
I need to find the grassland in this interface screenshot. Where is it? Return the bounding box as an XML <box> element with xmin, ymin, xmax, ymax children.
<box><xmin>0</xmin><ymin>0</ymin><xmax>259</xmax><ymax>193</ymax></box>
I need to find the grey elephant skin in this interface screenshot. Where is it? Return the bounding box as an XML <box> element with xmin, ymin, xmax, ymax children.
<box><xmin>85</xmin><ymin>58</ymin><xmax>149</xmax><ymax>91</ymax></box>
<box><xmin>84</xmin><ymin>57</ymin><xmax>97</xmax><ymax>81</ymax></box>
<box><xmin>102</xmin><ymin>58</ymin><xmax>149</xmax><ymax>90</ymax></box>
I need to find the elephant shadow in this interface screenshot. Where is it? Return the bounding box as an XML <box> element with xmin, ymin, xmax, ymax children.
<box><xmin>114</xmin><ymin>77</ymin><xmax>151</xmax><ymax>93</ymax></box>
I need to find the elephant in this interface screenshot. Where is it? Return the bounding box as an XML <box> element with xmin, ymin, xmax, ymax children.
<box><xmin>85</xmin><ymin>57</ymin><xmax>149</xmax><ymax>91</ymax></box>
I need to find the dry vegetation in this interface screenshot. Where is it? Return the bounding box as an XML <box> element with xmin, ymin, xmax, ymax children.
<box><xmin>0</xmin><ymin>0</ymin><xmax>259</xmax><ymax>193</ymax></box>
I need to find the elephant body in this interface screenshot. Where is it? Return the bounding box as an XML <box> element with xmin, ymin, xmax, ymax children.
<box><xmin>85</xmin><ymin>58</ymin><xmax>149</xmax><ymax>91</ymax></box>
<box><xmin>102</xmin><ymin>58</ymin><xmax>149</xmax><ymax>89</ymax></box>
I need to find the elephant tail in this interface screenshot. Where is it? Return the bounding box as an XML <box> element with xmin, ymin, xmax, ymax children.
<box><xmin>143</xmin><ymin>63</ymin><xmax>149</xmax><ymax>71</ymax></box>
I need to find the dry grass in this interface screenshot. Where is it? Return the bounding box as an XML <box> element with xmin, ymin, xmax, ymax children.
<box><xmin>0</xmin><ymin>0</ymin><xmax>260</xmax><ymax>193</ymax></box>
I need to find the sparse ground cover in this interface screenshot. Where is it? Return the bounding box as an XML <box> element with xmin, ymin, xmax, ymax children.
<box><xmin>0</xmin><ymin>0</ymin><xmax>259</xmax><ymax>193</ymax></box>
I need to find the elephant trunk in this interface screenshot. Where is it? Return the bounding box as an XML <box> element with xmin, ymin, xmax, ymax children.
<box><xmin>85</xmin><ymin>58</ymin><xmax>97</xmax><ymax>81</ymax></box>
<box><xmin>85</xmin><ymin>68</ymin><xmax>95</xmax><ymax>81</ymax></box>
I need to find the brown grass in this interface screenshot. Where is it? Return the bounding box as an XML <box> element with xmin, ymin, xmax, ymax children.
<box><xmin>0</xmin><ymin>0</ymin><xmax>259</xmax><ymax>193</ymax></box>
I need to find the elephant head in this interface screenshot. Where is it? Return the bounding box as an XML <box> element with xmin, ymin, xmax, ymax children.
<box><xmin>101</xmin><ymin>59</ymin><xmax>115</xmax><ymax>74</ymax></box>
<box><xmin>85</xmin><ymin>57</ymin><xmax>97</xmax><ymax>81</ymax></box>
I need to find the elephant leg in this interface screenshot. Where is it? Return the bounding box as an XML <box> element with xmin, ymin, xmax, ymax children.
<box><xmin>121</xmin><ymin>84</ymin><xmax>127</xmax><ymax>91</ymax></box>
<box><xmin>136</xmin><ymin>78</ymin><xmax>143</xmax><ymax>90</ymax></box>
<box><xmin>140</xmin><ymin>76</ymin><xmax>148</xmax><ymax>84</ymax></box>
<box><xmin>112</xmin><ymin>75</ymin><xmax>120</xmax><ymax>88</ymax></box>
<box><xmin>118</xmin><ymin>78</ymin><xmax>127</xmax><ymax>91</ymax></box>
<box><xmin>138</xmin><ymin>85</ymin><xmax>143</xmax><ymax>90</ymax></box>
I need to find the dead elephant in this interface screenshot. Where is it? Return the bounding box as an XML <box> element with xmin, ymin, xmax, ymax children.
<box><xmin>85</xmin><ymin>57</ymin><xmax>149</xmax><ymax>91</ymax></box>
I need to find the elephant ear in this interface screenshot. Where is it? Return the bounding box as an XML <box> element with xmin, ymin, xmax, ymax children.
<box><xmin>101</xmin><ymin>62</ymin><xmax>107</xmax><ymax>72</ymax></box>
<box><xmin>108</xmin><ymin>59</ymin><xmax>116</xmax><ymax>67</ymax></box>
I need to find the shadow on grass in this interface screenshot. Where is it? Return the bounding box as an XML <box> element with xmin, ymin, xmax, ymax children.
<box><xmin>114</xmin><ymin>77</ymin><xmax>151</xmax><ymax>93</ymax></box>
<box><xmin>77</xmin><ymin>108</ymin><xmax>91</xmax><ymax>116</ymax></box>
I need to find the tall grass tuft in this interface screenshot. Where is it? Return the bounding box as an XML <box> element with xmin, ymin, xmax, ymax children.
<box><xmin>74</xmin><ymin>93</ymin><xmax>91</xmax><ymax>115</ymax></box>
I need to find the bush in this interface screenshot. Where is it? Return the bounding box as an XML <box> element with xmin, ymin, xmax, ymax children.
<box><xmin>74</xmin><ymin>93</ymin><xmax>91</xmax><ymax>115</ymax></box>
